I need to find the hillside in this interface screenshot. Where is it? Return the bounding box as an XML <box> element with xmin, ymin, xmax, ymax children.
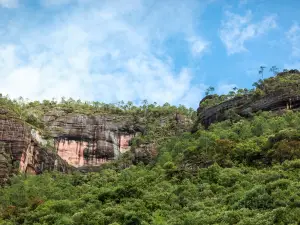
<box><xmin>1</xmin><ymin>70</ymin><xmax>300</xmax><ymax>224</ymax></box>
<box><xmin>0</xmin><ymin>96</ymin><xmax>195</xmax><ymax>181</ymax></box>
<box><xmin>195</xmin><ymin>69</ymin><xmax>300</xmax><ymax>129</ymax></box>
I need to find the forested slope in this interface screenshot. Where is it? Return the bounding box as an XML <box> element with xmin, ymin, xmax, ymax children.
<box><xmin>1</xmin><ymin>71</ymin><xmax>300</xmax><ymax>224</ymax></box>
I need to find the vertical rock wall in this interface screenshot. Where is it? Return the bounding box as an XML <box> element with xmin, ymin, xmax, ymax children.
<box><xmin>44</xmin><ymin>113</ymin><xmax>141</xmax><ymax>168</ymax></box>
<box><xmin>0</xmin><ymin>114</ymin><xmax>71</xmax><ymax>184</ymax></box>
<box><xmin>54</xmin><ymin>133</ymin><xmax>135</xmax><ymax>167</ymax></box>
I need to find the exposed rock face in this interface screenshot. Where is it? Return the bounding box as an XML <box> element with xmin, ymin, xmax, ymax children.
<box><xmin>0</xmin><ymin>112</ymin><xmax>71</xmax><ymax>184</ymax></box>
<box><xmin>44</xmin><ymin>110</ymin><xmax>193</xmax><ymax>167</ymax></box>
<box><xmin>133</xmin><ymin>143</ymin><xmax>157</xmax><ymax>164</ymax></box>
<box><xmin>19</xmin><ymin>141</ymin><xmax>70</xmax><ymax>175</ymax></box>
<box><xmin>44</xmin><ymin>111</ymin><xmax>144</xmax><ymax>167</ymax></box>
<box><xmin>196</xmin><ymin>70</ymin><xmax>300</xmax><ymax>128</ymax></box>
<box><xmin>1</xmin><ymin>98</ymin><xmax>194</xmax><ymax>180</ymax></box>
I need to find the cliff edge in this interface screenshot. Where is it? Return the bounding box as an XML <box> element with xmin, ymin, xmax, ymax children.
<box><xmin>195</xmin><ymin>70</ymin><xmax>300</xmax><ymax>129</ymax></box>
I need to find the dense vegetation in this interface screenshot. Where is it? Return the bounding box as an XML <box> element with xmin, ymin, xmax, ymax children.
<box><xmin>2</xmin><ymin>70</ymin><xmax>300</xmax><ymax>224</ymax></box>
<box><xmin>0</xmin><ymin>94</ymin><xmax>195</xmax><ymax>127</ymax></box>
<box><xmin>0</xmin><ymin>94</ymin><xmax>196</xmax><ymax>152</ymax></box>
<box><xmin>200</xmin><ymin>69</ymin><xmax>300</xmax><ymax>109</ymax></box>
<box><xmin>1</xmin><ymin>159</ymin><xmax>300</xmax><ymax>225</ymax></box>
<box><xmin>1</xmin><ymin>108</ymin><xmax>300</xmax><ymax>224</ymax></box>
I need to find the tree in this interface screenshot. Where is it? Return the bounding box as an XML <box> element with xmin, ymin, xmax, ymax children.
<box><xmin>228</xmin><ymin>91</ymin><xmax>235</xmax><ymax>97</ymax></box>
<box><xmin>205</xmin><ymin>86</ymin><xmax>215</xmax><ymax>96</ymax></box>
<box><xmin>236</xmin><ymin>89</ymin><xmax>245</xmax><ymax>96</ymax></box>
<box><xmin>252</xmin><ymin>82</ymin><xmax>259</xmax><ymax>88</ymax></box>
<box><xmin>259</xmin><ymin>66</ymin><xmax>266</xmax><ymax>79</ymax></box>
<box><xmin>142</xmin><ymin>99</ymin><xmax>148</xmax><ymax>107</ymax></box>
<box><xmin>270</xmin><ymin>66</ymin><xmax>279</xmax><ymax>75</ymax></box>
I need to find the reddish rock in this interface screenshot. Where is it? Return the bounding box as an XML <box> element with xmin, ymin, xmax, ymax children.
<box><xmin>119</xmin><ymin>134</ymin><xmax>135</xmax><ymax>153</ymax></box>
<box><xmin>44</xmin><ymin>113</ymin><xmax>142</xmax><ymax>167</ymax></box>
<box><xmin>56</xmin><ymin>140</ymin><xmax>107</xmax><ymax>167</ymax></box>
<box><xmin>0</xmin><ymin>113</ymin><xmax>71</xmax><ymax>183</ymax></box>
<box><xmin>54</xmin><ymin>134</ymin><xmax>135</xmax><ymax>167</ymax></box>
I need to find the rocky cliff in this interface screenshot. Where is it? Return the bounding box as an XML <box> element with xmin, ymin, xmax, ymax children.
<box><xmin>196</xmin><ymin>70</ymin><xmax>300</xmax><ymax>128</ymax></box>
<box><xmin>0</xmin><ymin>109</ymin><xmax>71</xmax><ymax>184</ymax></box>
<box><xmin>0</xmin><ymin>100</ymin><xmax>193</xmax><ymax>183</ymax></box>
<box><xmin>43</xmin><ymin>110</ymin><xmax>144</xmax><ymax>167</ymax></box>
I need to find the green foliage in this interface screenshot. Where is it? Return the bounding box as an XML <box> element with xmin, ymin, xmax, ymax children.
<box><xmin>1</xmin><ymin>162</ymin><xmax>300</xmax><ymax>224</ymax></box>
<box><xmin>205</xmin><ymin>86</ymin><xmax>215</xmax><ymax>96</ymax></box>
<box><xmin>200</xmin><ymin>69</ymin><xmax>300</xmax><ymax>109</ymax></box>
<box><xmin>2</xmin><ymin>74</ymin><xmax>300</xmax><ymax>224</ymax></box>
<box><xmin>1</xmin><ymin>94</ymin><xmax>196</xmax><ymax>130</ymax></box>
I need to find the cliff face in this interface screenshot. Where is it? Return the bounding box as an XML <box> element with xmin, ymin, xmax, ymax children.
<box><xmin>0</xmin><ymin>104</ymin><xmax>191</xmax><ymax>181</ymax></box>
<box><xmin>196</xmin><ymin>70</ymin><xmax>300</xmax><ymax>128</ymax></box>
<box><xmin>43</xmin><ymin>111</ymin><xmax>144</xmax><ymax>167</ymax></box>
<box><xmin>0</xmin><ymin>110</ymin><xmax>71</xmax><ymax>184</ymax></box>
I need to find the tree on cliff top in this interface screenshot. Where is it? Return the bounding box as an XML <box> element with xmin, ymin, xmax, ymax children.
<box><xmin>205</xmin><ymin>86</ymin><xmax>215</xmax><ymax>96</ymax></box>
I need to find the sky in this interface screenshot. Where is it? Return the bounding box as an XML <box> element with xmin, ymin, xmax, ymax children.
<box><xmin>0</xmin><ymin>0</ymin><xmax>300</xmax><ymax>108</ymax></box>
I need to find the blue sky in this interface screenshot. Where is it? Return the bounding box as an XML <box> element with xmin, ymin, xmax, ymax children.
<box><xmin>0</xmin><ymin>0</ymin><xmax>300</xmax><ymax>108</ymax></box>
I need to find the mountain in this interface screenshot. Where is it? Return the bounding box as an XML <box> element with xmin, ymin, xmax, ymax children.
<box><xmin>1</xmin><ymin>70</ymin><xmax>300</xmax><ymax>224</ymax></box>
<box><xmin>195</xmin><ymin>69</ymin><xmax>300</xmax><ymax>129</ymax></box>
<box><xmin>0</xmin><ymin>98</ymin><xmax>194</xmax><ymax>183</ymax></box>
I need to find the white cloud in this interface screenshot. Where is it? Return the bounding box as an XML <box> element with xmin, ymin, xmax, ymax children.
<box><xmin>220</xmin><ymin>10</ymin><xmax>277</xmax><ymax>55</ymax></box>
<box><xmin>286</xmin><ymin>23</ymin><xmax>300</xmax><ymax>57</ymax></box>
<box><xmin>0</xmin><ymin>0</ymin><xmax>18</xmax><ymax>8</ymax></box>
<box><xmin>180</xmin><ymin>84</ymin><xmax>208</xmax><ymax>108</ymax></box>
<box><xmin>187</xmin><ymin>36</ymin><xmax>210</xmax><ymax>56</ymax></box>
<box><xmin>216</xmin><ymin>83</ymin><xmax>237</xmax><ymax>95</ymax></box>
<box><xmin>284</xmin><ymin>23</ymin><xmax>300</xmax><ymax>71</ymax></box>
<box><xmin>0</xmin><ymin>0</ymin><xmax>212</xmax><ymax>107</ymax></box>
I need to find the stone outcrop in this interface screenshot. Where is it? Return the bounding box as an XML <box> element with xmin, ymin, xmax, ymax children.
<box><xmin>43</xmin><ymin>110</ymin><xmax>192</xmax><ymax>167</ymax></box>
<box><xmin>43</xmin><ymin>111</ymin><xmax>144</xmax><ymax>167</ymax></box>
<box><xmin>196</xmin><ymin>70</ymin><xmax>300</xmax><ymax>128</ymax></box>
<box><xmin>0</xmin><ymin>111</ymin><xmax>71</xmax><ymax>184</ymax></box>
<box><xmin>133</xmin><ymin>143</ymin><xmax>157</xmax><ymax>164</ymax></box>
<box><xmin>0</xmin><ymin>104</ymin><xmax>191</xmax><ymax>180</ymax></box>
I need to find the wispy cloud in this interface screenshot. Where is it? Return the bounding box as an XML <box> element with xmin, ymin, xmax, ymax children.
<box><xmin>286</xmin><ymin>23</ymin><xmax>300</xmax><ymax>57</ymax></box>
<box><xmin>187</xmin><ymin>36</ymin><xmax>210</xmax><ymax>57</ymax></box>
<box><xmin>0</xmin><ymin>0</ymin><xmax>18</xmax><ymax>8</ymax></box>
<box><xmin>0</xmin><ymin>0</ymin><xmax>212</xmax><ymax>108</ymax></box>
<box><xmin>216</xmin><ymin>83</ymin><xmax>237</xmax><ymax>95</ymax></box>
<box><xmin>284</xmin><ymin>23</ymin><xmax>300</xmax><ymax>70</ymax></box>
<box><xmin>219</xmin><ymin>10</ymin><xmax>277</xmax><ymax>55</ymax></box>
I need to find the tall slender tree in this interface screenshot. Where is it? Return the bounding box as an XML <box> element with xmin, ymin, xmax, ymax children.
<box><xmin>259</xmin><ymin>66</ymin><xmax>266</xmax><ymax>79</ymax></box>
<box><xmin>269</xmin><ymin>66</ymin><xmax>279</xmax><ymax>75</ymax></box>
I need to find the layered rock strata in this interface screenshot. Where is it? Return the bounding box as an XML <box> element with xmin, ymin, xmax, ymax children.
<box><xmin>196</xmin><ymin>70</ymin><xmax>300</xmax><ymax>128</ymax></box>
<box><xmin>0</xmin><ymin>111</ymin><xmax>71</xmax><ymax>184</ymax></box>
<box><xmin>44</xmin><ymin>112</ymin><xmax>144</xmax><ymax>167</ymax></box>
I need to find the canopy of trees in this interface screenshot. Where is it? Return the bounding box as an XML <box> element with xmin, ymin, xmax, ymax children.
<box><xmin>1</xmin><ymin>107</ymin><xmax>300</xmax><ymax>224</ymax></box>
<box><xmin>2</xmin><ymin>70</ymin><xmax>300</xmax><ymax>224</ymax></box>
